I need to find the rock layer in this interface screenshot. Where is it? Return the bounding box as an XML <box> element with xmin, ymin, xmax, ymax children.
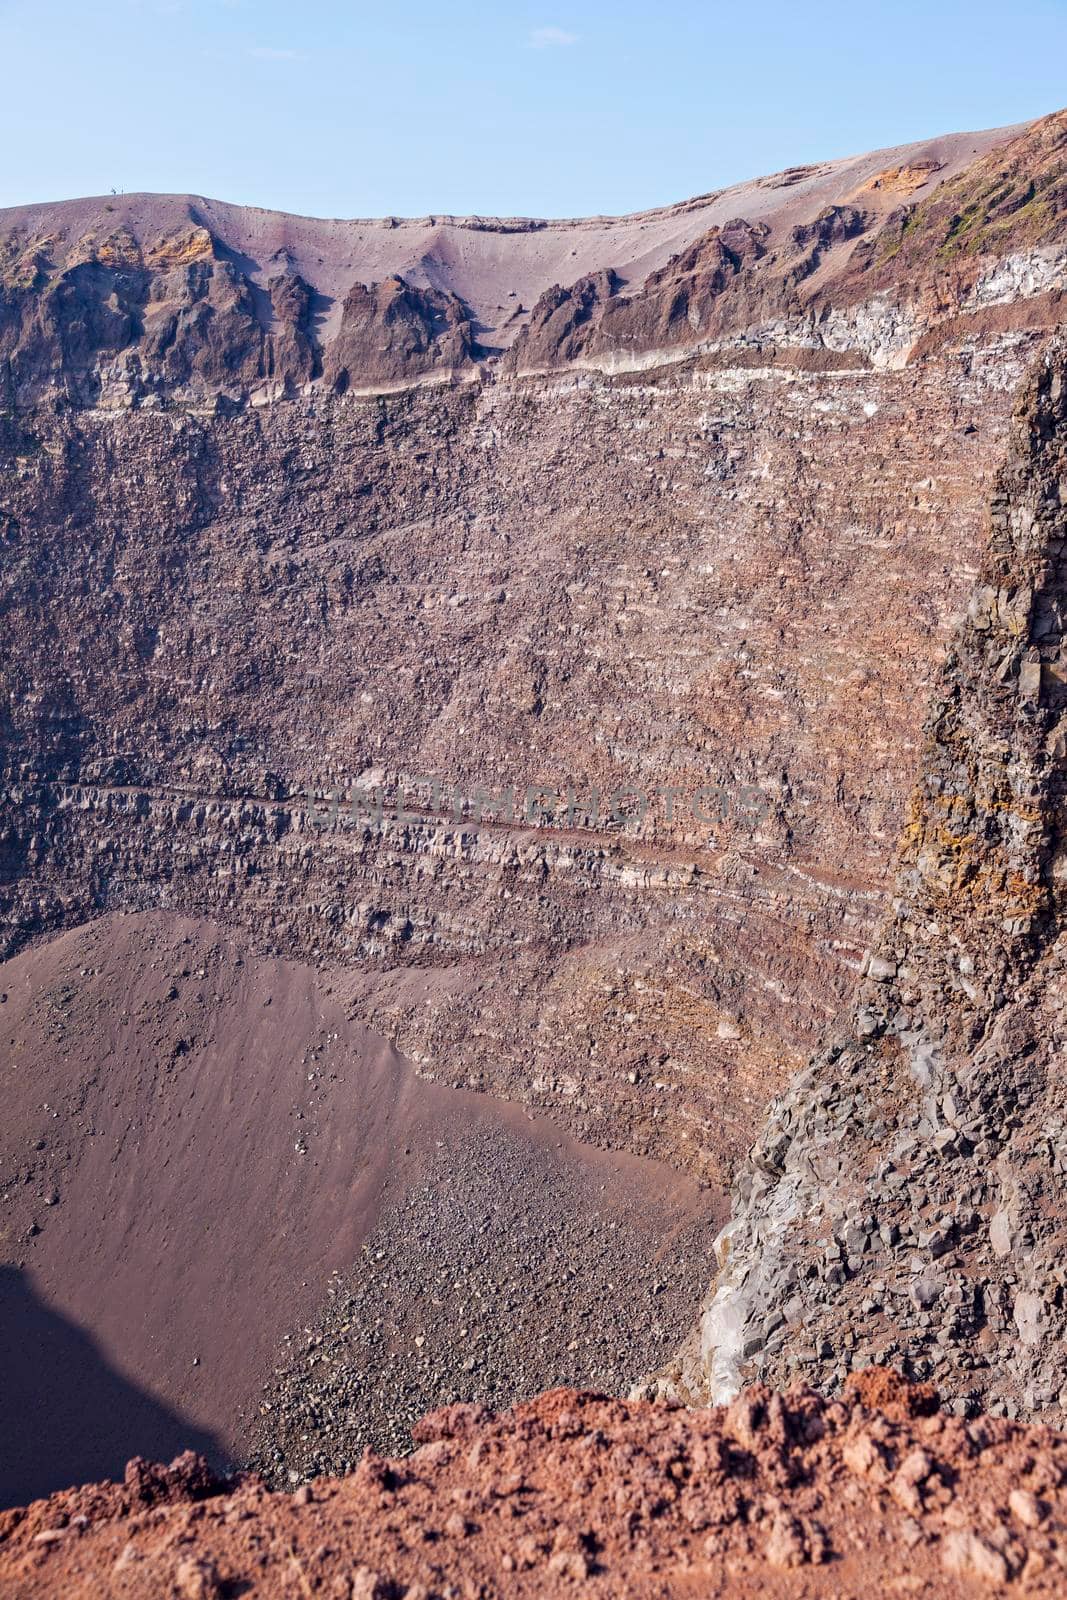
<box><xmin>0</xmin><ymin>335</ymin><xmax>1047</xmax><ymax>1182</ymax></box>
<box><xmin>506</xmin><ymin>111</ymin><xmax>1067</xmax><ymax>378</ymax></box>
<box><xmin>0</xmin><ymin>115</ymin><xmax>1026</xmax><ymax>400</ymax></box>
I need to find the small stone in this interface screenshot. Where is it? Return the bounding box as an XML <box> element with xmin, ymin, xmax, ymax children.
<box><xmin>1008</xmin><ymin>1488</ymin><xmax>1046</xmax><ymax>1528</ymax></box>
<box><xmin>843</xmin><ymin>1432</ymin><xmax>890</xmax><ymax>1482</ymax></box>
<box><xmin>989</xmin><ymin>1211</ymin><xmax>1014</xmax><ymax>1258</ymax></box>
<box><xmin>765</xmin><ymin>1512</ymin><xmax>808</xmax><ymax>1569</ymax></box>
<box><xmin>1013</xmin><ymin>1292</ymin><xmax>1044</xmax><ymax>1346</ymax></box>
<box><xmin>350</xmin><ymin>1568</ymin><xmax>393</xmax><ymax>1600</ymax></box>
<box><xmin>941</xmin><ymin>1530</ymin><xmax>1010</xmax><ymax>1585</ymax></box>
<box><xmin>546</xmin><ymin>1549</ymin><xmax>589</xmax><ymax>1580</ymax></box>
<box><xmin>856</xmin><ymin>1008</ymin><xmax>882</xmax><ymax>1039</ymax></box>
<box><xmin>175</xmin><ymin>1556</ymin><xmax>221</xmax><ymax>1600</ymax></box>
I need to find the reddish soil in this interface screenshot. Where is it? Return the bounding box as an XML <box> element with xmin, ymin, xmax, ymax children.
<box><xmin>3</xmin><ymin>1372</ymin><xmax>1066</xmax><ymax>1597</ymax></box>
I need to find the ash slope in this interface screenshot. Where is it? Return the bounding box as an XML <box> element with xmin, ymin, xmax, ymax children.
<box><xmin>4</xmin><ymin>1375</ymin><xmax>1067</xmax><ymax>1597</ymax></box>
<box><xmin>0</xmin><ymin>913</ymin><xmax>720</xmax><ymax>1508</ymax></box>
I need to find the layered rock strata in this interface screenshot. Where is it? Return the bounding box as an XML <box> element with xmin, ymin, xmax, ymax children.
<box><xmin>1</xmin><ymin>113</ymin><xmax>1066</xmax><ymax>1190</ymax></box>
<box><xmin>0</xmin><ymin>341</ymin><xmax>1044</xmax><ymax>1181</ymax></box>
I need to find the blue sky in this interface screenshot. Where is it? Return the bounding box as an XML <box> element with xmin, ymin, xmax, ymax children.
<box><xmin>2</xmin><ymin>0</ymin><xmax>1065</xmax><ymax>217</ymax></box>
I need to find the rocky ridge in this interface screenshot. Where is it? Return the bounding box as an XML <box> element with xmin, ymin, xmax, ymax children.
<box><xmin>4</xmin><ymin>1374</ymin><xmax>1067</xmax><ymax>1597</ymax></box>
<box><xmin>657</xmin><ymin>334</ymin><xmax>1067</xmax><ymax>1421</ymax></box>
<box><xmin>506</xmin><ymin>110</ymin><xmax>1067</xmax><ymax>378</ymax></box>
<box><xmin>1</xmin><ymin>113</ymin><xmax>1064</xmax><ymax>407</ymax></box>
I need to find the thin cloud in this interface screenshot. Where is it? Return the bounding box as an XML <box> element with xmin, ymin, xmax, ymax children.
<box><xmin>249</xmin><ymin>46</ymin><xmax>306</xmax><ymax>61</ymax></box>
<box><xmin>528</xmin><ymin>25</ymin><xmax>579</xmax><ymax>48</ymax></box>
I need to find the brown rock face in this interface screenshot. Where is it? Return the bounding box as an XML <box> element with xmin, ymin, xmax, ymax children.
<box><xmin>501</xmin><ymin>267</ymin><xmax>622</xmax><ymax>371</ymax></box>
<box><xmin>1</xmin><ymin>115</ymin><xmax>1066</xmax><ymax>1196</ymax></box>
<box><xmin>325</xmin><ymin>275</ymin><xmax>477</xmax><ymax>393</ymax></box>
<box><xmin>503</xmin><ymin>111</ymin><xmax>1067</xmax><ymax>377</ymax></box>
<box><xmin>0</xmin><ymin>342</ymin><xmax>1043</xmax><ymax>1184</ymax></box>
<box><xmin>4</xmin><ymin>1378</ymin><xmax>1067</xmax><ymax>1598</ymax></box>
<box><xmin>0</xmin><ymin>111</ymin><xmax>1051</xmax><ymax>403</ymax></box>
<box><xmin>850</xmin><ymin>106</ymin><xmax>1067</xmax><ymax>283</ymax></box>
<box><xmin>666</xmin><ymin>336</ymin><xmax>1067</xmax><ymax>1425</ymax></box>
<box><xmin>0</xmin><ymin>222</ymin><xmax>320</xmax><ymax>408</ymax></box>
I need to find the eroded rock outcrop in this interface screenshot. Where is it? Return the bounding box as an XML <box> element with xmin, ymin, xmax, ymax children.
<box><xmin>663</xmin><ymin>336</ymin><xmax>1067</xmax><ymax>1421</ymax></box>
<box><xmin>505</xmin><ymin>111</ymin><xmax>1067</xmax><ymax>376</ymax></box>
<box><xmin>0</xmin><ymin>220</ymin><xmax>320</xmax><ymax>408</ymax></box>
<box><xmin>325</xmin><ymin>274</ymin><xmax>477</xmax><ymax>392</ymax></box>
<box><xmin>0</xmin><ymin>111</ymin><xmax>1064</xmax><ymax>403</ymax></box>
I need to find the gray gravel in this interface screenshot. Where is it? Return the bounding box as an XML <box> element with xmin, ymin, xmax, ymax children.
<box><xmin>246</xmin><ymin>1119</ymin><xmax>718</xmax><ymax>1485</ymax></box>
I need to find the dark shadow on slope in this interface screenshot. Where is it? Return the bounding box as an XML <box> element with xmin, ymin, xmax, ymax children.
<box><xmin>0</xmin><ymin>1265</ymin><xmax>226</xmax><ymax>1510</ymax></box>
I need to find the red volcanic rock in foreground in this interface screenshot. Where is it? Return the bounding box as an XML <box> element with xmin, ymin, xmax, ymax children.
<box><xmin>3</xmin><ymin>1375</ymin><xmax>1067</xmax><ymax>1597</ymax></box>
